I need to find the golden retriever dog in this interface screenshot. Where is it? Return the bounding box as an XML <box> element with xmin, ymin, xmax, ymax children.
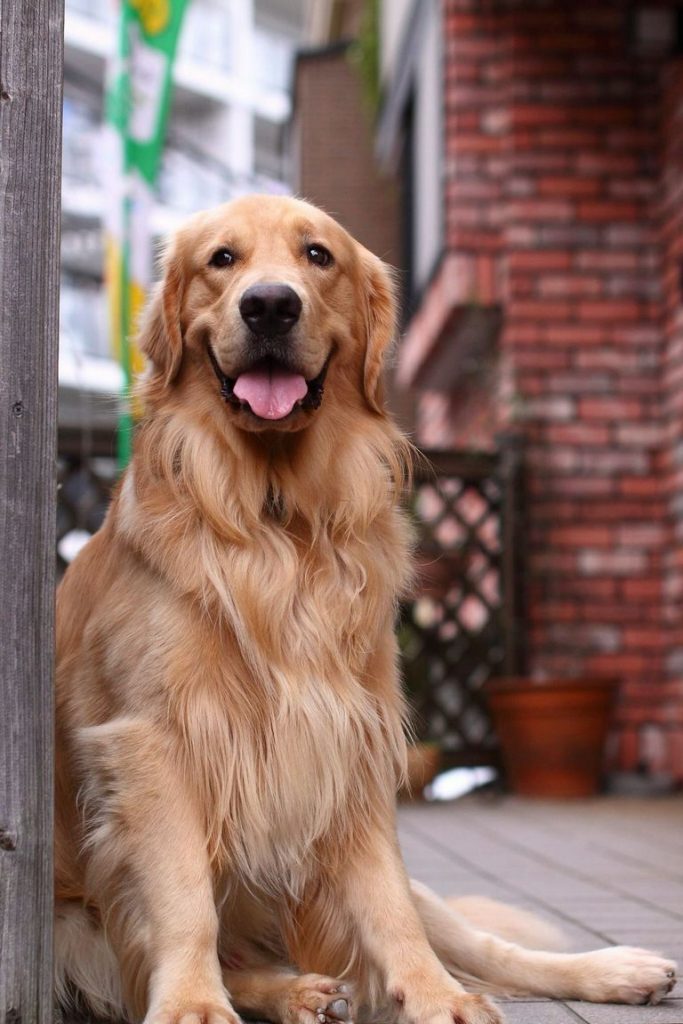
<box><xmin>55</xmin><ymin>195</ymin><xmax>677</xmax><ymax>1024</ymax></box>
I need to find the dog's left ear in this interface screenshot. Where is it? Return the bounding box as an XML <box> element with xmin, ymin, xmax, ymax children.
<box><xmin>360</xmin><ymin>248</ymin><xmax>398</xmax><ymax>414</ymax></box>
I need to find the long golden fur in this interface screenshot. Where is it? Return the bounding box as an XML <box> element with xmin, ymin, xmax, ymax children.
<box><xmin>56</xmin><ymin>196</ymin><xmax>677</xmax><ymax>1024</ymax></box>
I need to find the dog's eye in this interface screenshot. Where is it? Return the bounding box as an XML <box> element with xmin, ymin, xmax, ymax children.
<box><xmin>209</xmin><ymin>248</ymin><xmax>235</xmax><ymax>268</ymax></box>
<box><xmin>306</xmin><ymin>244</ymin><xmax>333</xmax><ymax>268</ymax></box>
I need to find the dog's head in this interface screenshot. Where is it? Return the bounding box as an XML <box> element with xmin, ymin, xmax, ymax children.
<box><xmin>139</xmin><ymin>195</ymin><xmax>397</xmax><ymax>432</ymax></box>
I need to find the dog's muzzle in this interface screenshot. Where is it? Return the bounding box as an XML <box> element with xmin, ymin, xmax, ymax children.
<box><xmin>207</xmin><ymin>344</ymin><xmax>332</xmax><ymax>421</ymax></box>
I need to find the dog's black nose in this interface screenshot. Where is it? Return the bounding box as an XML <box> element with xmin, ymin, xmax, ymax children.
<box><xmin>239</xmin><ymin>283</ymin><xmax>302</xmax><ymax>337</ymax></box>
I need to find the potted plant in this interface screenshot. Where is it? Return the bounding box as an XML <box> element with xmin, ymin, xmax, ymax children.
<box><xmin>485</xmin><ymin>676</ymin><xmax>619</xmax><ymax>797</ymax></box>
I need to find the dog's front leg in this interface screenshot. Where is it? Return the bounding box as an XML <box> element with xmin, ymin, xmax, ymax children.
<box><xmin>341</xmin><ymin>830</ymin><xmax>502</xmax><ymax>1024</ymax></box>
<box><xmin>78</xmin><ymin>717</ymin><xmax>238</xmax><ymax>1024</ymax></box>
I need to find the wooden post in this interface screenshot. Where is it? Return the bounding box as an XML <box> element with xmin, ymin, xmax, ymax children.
<box><xmin>0</xmin><ymin>0</ymin><xmax>64</xmax><ymax>1021</ymax></box>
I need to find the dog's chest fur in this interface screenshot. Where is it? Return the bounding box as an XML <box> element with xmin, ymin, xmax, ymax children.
<box><xmin>166</xmin><ymin>513</ymin><xmax>407</xmax><ymax>893</ymax></box>
<box><xmin>115</xmin><ymin>449</ymin><xmax>411</xmax><ymax>892</ymax></box>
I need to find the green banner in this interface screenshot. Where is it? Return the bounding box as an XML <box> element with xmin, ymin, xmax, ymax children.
<box><xmin>105</xmin><ymin>0</ymin><xmax>189</xmax><ymax>468</ymax></box>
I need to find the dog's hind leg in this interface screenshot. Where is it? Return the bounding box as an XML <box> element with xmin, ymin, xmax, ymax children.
<box><xmin>445</xmin><ymin>895</ymin><xmax>567</xmax><ymax>951</ymax></box>
<box><xmin>56</xmin><ymin>900</ymin><xmax>126</xmax><ymax>1020</ymax></box>
<box><xmin>412</xmin><ymin>880</ymin><xmax>678</xmax><ymax>1005</ymax></box>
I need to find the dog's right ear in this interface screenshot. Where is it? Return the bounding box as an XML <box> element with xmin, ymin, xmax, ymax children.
<box><xmin>138</xmin><ymin>244</ymin><xmax>184</xmax><ymax>388</ymax></box>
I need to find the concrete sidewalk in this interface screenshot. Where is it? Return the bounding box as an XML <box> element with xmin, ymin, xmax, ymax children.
<box><xmin>398</xmin><ymin>794</ymin><xmax>683</xmax><ymax>1024</ymax></box>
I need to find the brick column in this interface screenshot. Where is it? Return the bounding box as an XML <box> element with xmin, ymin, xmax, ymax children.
<box><xmin>501</xmin><ymin>6</ymin><xmax>668</xmax><ymax>775</ymax></box>
<box><xmin>660</xmin><ymin>57</ymin><xmax>683</xmax><ymax>777</ymax></box>
<box><xmin>402</xmin><ymin>0</ymin><xmax>683</xmax><ymax>778</ymax></box>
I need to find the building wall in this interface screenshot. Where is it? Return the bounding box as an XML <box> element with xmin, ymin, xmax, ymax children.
<box><xmin>400</xmin><ymin>0</ymin><xmax>683</xmax><ymax>778</ymax></box>
<box><xmin>293</xmin><ymin>46</ymin><xmax>402</xmax><ymax>267</ymax></box>
<box><xmin>292</xmin><ymin>45</ymin><xmax>416</xmax><ymax>428</ymax></box>
<box><xmin>661</xmin><ymin>57</ymin><xmax>683</xmax><ymax>778</ymax></box>
<box><xmin>61</xmin><ymin>0</ymin><xmax>301</xmax><ymax>423</ymax></box>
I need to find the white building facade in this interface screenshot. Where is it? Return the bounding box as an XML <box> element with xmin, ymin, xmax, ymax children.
<box><xmin>60</xmin><ymin>0</ymin><xmax>311</xmax><ymax>435</ymax></box>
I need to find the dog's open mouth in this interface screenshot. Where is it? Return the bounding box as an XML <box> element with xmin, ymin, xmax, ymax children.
<box><xmin>233</xmin><ymin>361</ymin><xmax>307</xmax><ymax>420</ymax></box>
<box><xmin>209</xmin><ymin>349</ymin><xmax>331</xmax><ymax>421</ymax></box>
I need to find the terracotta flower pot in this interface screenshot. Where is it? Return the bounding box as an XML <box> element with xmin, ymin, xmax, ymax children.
<box><xmin>400</xmin><ymin>742</ymin><xmax>442</xmax><ymax>799</ymax></box>
<box><xmin>485</xmin><ymin>677</ymin><xmax>619</xmax><ymax>798</ymax></box>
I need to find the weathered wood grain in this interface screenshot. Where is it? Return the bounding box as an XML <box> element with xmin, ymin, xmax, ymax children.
<box><xmin>0</xmin><ymin>0</ymin><xmax>64</xmax><ymax>1021</ymax></box>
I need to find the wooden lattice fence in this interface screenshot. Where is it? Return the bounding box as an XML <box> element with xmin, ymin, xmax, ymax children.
<box><xmin>57</xmin><ymin>431</ymin><xmax>117</xmax><ymax>575</ymax></box>
<box><xmin>400</xmin><ymin>443</ymin><xmax>525</xmax><ymax>768</ymax></box>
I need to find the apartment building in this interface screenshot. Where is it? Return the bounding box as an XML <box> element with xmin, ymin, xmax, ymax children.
<box><xmin>60</xmin><ymin>0</ymin><xmax>309</xmax><ymax>441</ymax></box>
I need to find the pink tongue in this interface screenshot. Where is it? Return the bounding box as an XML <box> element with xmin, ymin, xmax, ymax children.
<box><xmin>233</xmin><ymin>365</ymin><xmax>308</xmax><ymax>420</ymax></box>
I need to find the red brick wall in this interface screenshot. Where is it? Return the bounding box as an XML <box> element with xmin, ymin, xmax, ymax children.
<box><xmin>403</xmin><ymin>0</ymin><xmax>683</xmax><ymax>778</ymax></box>
<box><xmin>660</xmin><ymin>58</ymin><xmax>683</xmax><ymax>778</ymax></box>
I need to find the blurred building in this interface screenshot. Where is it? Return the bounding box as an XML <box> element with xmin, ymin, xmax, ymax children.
<box><xmin>377</xmin><ymin>0</ymin><xmax>683</xmax><ymax>781</ymax></box>
<box><xmin>289</xmin><ymin>0</ymin><xmax>410</xmax><ymax>424</ymax></box>
<box><xmin>60</xmin><ymin>0</ymin><xmax>309</xmax><ymax>445</ymax></box>
<box><xmin>291</xmin><ymin>1</ymin><xmax>401</xmax><ymax>264</ymax></box>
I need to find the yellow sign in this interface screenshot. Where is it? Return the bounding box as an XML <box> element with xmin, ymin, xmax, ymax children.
<box><xmin>130</xmin><ymin>0</ymin><xmax>170</xmax><ymax>36</ymax></box>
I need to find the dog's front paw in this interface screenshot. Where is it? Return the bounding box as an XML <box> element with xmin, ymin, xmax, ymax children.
<box><xmin>576</xmin><ymin>946</ymin><xmax>677</xmax><ymax>1005</ymax></box>
<box><xmin>434</xmin><ymin>993</ymin><xmax>502</xmax><ymax>1024</ymax></box>
<box><xmin>282</xmin><ymin>975</ymin><xmax>354</xmax><ymax>1024</ymax></box>
<box><xmin>392</xmin><ymin>975</ymin><xmax>502</xmax><ymax>1024</ymax></box>
<box><xmin>144</xmin><ymin>999</ymin><xmax>241</xmax><ymax>1024</ymax></box>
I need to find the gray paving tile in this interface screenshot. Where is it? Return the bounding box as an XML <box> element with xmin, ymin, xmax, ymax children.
<box><xmin>495</xmin><ymin>1000</ymin><xmax>587</xmax><ymax>1023</ymax></box>
<box><xmin>398</xmin><ymin>796</ymin><xmax>683</xmax><ymax>1024</ymax></box>
<box><xmin>565</xmin><ymin>1000</ymin><xmax>683</xmax><ymax>1024</ymax></box>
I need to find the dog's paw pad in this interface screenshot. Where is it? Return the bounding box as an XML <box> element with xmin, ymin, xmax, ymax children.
<box><xmin>145</xmin><ymin>1004</ymin><xmax>240</xmax><ymax>1024</ymax></box>
<box><xmin>286</xmin><ymin>975</ymin><xmax>354</xmax><ymax>1024</ymax></box>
